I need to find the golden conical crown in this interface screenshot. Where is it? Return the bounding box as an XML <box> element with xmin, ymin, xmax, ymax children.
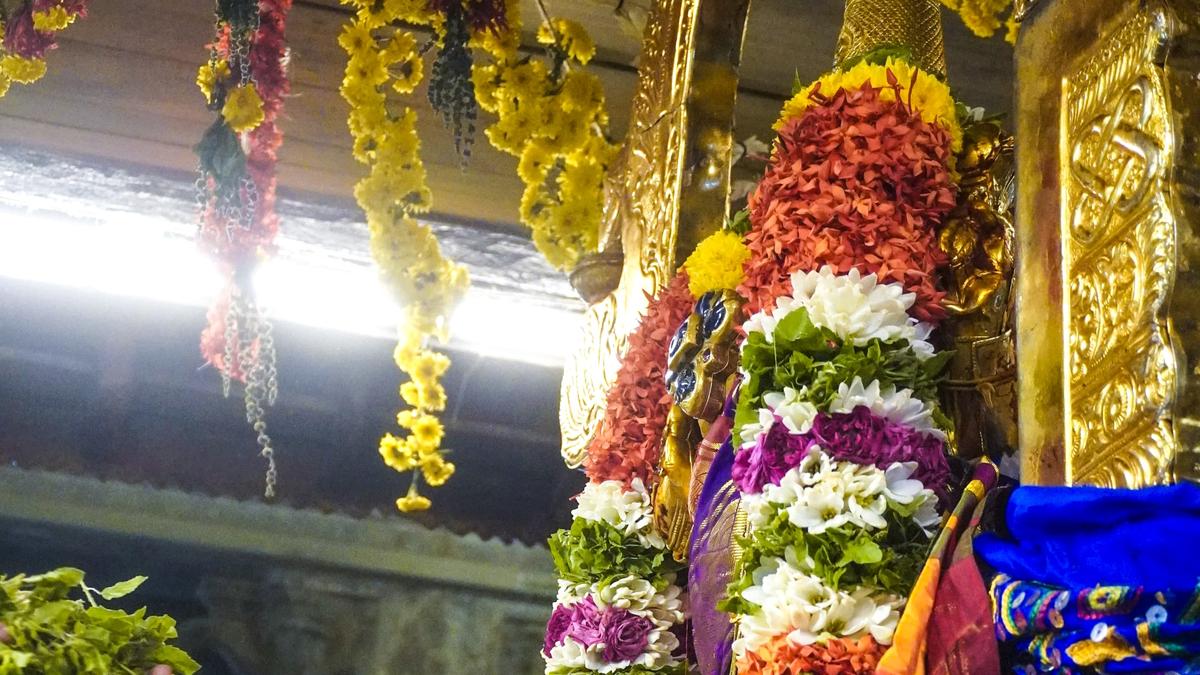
<box><xmin>834</xmin><ymin>0</ymin><xmax>948</xmax><ymax>77</ymax></box>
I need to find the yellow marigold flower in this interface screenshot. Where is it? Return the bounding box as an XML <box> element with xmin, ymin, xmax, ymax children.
<box><xmin>0</xmin><ymin>73</ymin><xmax>11</xmax><ymax>99</ymax></box>
<box><xmin>473</xmin><ymin>63</ymin><xmax>502</xmax><ymax>113</ymax></box>
<box><xmin>558</xmin><ymin>157</ymin><xmax>604</xmax><ymax>199</ymax></box>
<box><xmin>346</xmin><ymin>49</ymin><xmax>389</xmax><ymax>88</ymax></box>
<box><xmin>400</xmin><ymin>381</ymin><xmax>422</xmax><ymax>407</ymax></box>
<box><xmin>421</xmin><ymin>456</ymin><xmax>455</xmax><ymax>487</ymax></box>
<box><xmin>0</xmin><ymin>55</ymin><xmax>47</xmax><ymax>85</ymax></box>
<box><xmin>338</xmin><ymin>20</ymin><xmax>376</xmax><ymax>55</ymax></box>
<box><xmin>196</xmin><ymin>60</ymin><xmax>231</xmax><ymax>104</ymax></box>
<box><xmin>537</xmin><ymin>19</ymin><xmax>596</xmax><ymax>65</ymax></box>
<box><xmin>411</xmin><ymin>414</ymin><xmax>444</xmax><ymax>448</ymax></box>
<box><xmin>1005</xmin><ymin>14</ymin><xmax>1020</xmax><ymax>44</ymax></box>
<box><xmin>684</xmin><ymin>230</ymin><xmax>750</xmax><ymax>296</ymax></box>
<box><xmin>500</xmin><ymin>60</ymin><xmax>548</xmax><ymax>99</ymax></box>
<box><xmin>379</xmin><ymin>433</ymin><xmax>420</xmax><ymax>471</ymax></box>
<box><xmin>559</xmin><ymin>71</ymin><xmax>602</xmax><ymax>112</ymax></box>
<box><xmin>533</xmin><ymin>225</ymin><xmax>576</xmax><ymax>271</ymax></box>
<box><xmin>33</xmin><ymin>6</ymin><xmax>74</xmax><ymax>32</ymax></box>
<box><xmin>395</xmin><ymin>483</ymin><xmax>432</xmax><ymax>512</ymax></box>
<box><xmin>222</xmin><ymin>85</ymin><xmax>265</xmax><ymax>133</ymax></box>
<box><xmin>518</xmin><ymin>141</ymin><xmax>555</xmax><ymax>184</ymax></box>
<box><xmin>776</xmin><ymin>57</ymin><xmax>962</xmax><ymax>151</ymax></box>
<box><xmin>412</xmin><ymin>350</ymin><xmax>450</xmax><ymax>383</ymax></box>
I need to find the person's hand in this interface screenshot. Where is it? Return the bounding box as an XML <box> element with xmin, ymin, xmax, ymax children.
<box><xmin>1</xmin><ymin>621</ymin><xmax>170</xmax><ymax>674</ymax></box>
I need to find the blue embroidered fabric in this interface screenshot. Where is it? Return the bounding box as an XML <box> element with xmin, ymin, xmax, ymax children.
<box><xmin>977</xmin><ymin>484</ymin><xmax>1200</xmax><ymax>674</ymax></box>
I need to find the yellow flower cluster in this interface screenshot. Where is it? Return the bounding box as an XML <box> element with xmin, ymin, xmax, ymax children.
<box><xmin>684</xmin><ymin>230</ymin><xmax>750</xmax><ymax>297</ymax></box>
<box><xmin>0</xmin><ymin>8</ymin><xmax>81</xmax><ymax>98</ymax></box>
<box><xmin>223</xmin><ymin>85</ymin><xmax>265</xmax><ymax>133</ymax></box>
<box><xmin>474</xmin><ymin>6</ymin><xmax>617</xmax><ymax>271</ymax></box>
<box><xmin>32</xmin><ymin>6</ymin><xmax>74</xmax><ymax>32</ymax></box>
<box><xmin>777</xmin><ymin>57</ymin><xmax>963</xmax><ymax>152</ymax></box>
<box><xmin>339</xmin><ymin>3</ymin><xmax>469</xmax><ymax>513</ymax></box>
<box><xmin>940</xmin><ymin>0</ymin><xmax>1016</xmax><ymax>43</ymax></box>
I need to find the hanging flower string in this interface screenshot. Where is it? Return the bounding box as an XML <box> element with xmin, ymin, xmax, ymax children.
<box><xmin>938</xmin><ymin>0</ymin><xmax>1019</xmax><ymax>43</ymax></box>
<box><xmin>339</xmin><ymin>1</ymin><xmax>485</xmax><ymax>512</ymax></box>
<box><xmin>0</xmin><ymin>0</ymin><xmax>91</xmax><ymax>98</ymax></box>
<box><xmin>473</xmin><ymin>0</ymin><xmax>618</xmax><ymax>271</ymax></box>
<box><xmin>194</xmin><ymin>0</ymin><xmax>292</xmax><ymax>498</ymax></box>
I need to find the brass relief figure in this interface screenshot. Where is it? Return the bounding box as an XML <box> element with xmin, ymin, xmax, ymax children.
<box><xmin>940</xmin><ymin>121</ymin><xmax>1019</xmax><ymax>462</ymax></box>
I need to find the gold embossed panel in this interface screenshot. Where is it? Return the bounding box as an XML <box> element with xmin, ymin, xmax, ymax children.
<box><xmin>1016</xmin><ymin>0</ymin><xmax>1200</xmax><ymax>486</ymax></box>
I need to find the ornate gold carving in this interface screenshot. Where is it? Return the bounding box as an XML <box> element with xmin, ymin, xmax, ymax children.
<box><xmin>655</xmin><ymin>406</ymin><xmax>702</xmax><ymax>561</ymax></box>
<box><xmin>834</xmin><ymin>0</ymin><xmax>947</xmax><ymax>77</ymax></box>
<box><xmin>1016</xmin><ymin>0</ymin><xmax>1200</xmax><ymax>486</ymax></box>
<box><xmin>559</xmin><ymin>0</ymin><xmax>751</xmax><ymax>466</ymax></box>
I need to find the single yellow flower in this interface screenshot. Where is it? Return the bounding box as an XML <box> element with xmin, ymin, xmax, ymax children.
<box><xmin>222</xmin><ymin>85</ymin><xmax>265</xmax><ymax>133</ymax></box>
<box><xmin>338</xmin><ymin>20</ymin><xmax>376</xmax><ymax>55</ymax></box>
<box><xmin>537</xmin><ymin>19</ymin><xmax>596</xmax><ymax>65</ymax></box>
<box><xmin>411</xmin><ymin>414</ymin><xmax>444</xmax><ymax>448</ymax></box>
<box><xmin>0</xmin><ymin>55</ymin><xmax>47</xmax><ymax>85</ymax></box>
<box><xmin>421</xmin><ymin>456</ymin><xmax>455</xmax><ymax>487</ymax></box>
<box><xmin>684</xmin><ymin>230</ymin><xmax>750</xmax><ymax>296</ymax></box>
<box><xmin>196</xmin><ymin>60</ymin><xmax>231</xmax><ymax>104</ymax></box>
<box><xmin>518</xmin><ymin>141</ymin><xmax>555</xmax><ymax>184</ymax></box>
<box><xmin>395</xmin><ymin>483</ymin><xmax>432</xmax><ymax>512</ymax></box>
<box><xmin>33</xmin><ymin>6</ymin><xmax>74</xmax><ymax>32</ymax></box>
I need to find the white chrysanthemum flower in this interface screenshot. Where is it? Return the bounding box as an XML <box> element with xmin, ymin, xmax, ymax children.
<box><xmin>829</xmin><ymin>377</ymin><xmax>946</xmax><ymax>440</ymax></box>
<box><xmin>763</xmin><ymin>387</ymin><xmax>819</xmax><ymax>435</ymax></box>
<box><xmin>572</xmin><ymin>478</ymin><xmax>665</xmax><ymax>549</ymax></box>
<box><xmin>595</xmin><ymin>575</ymin><xmax>659</xmax><ymax>611</ymax></box>
<box><xmin>786</xmin><ymin>482</ymin><xmax>849</xmax><ymax>534</ymax></box>
<box><xmin>846</xmin><ymin>493</ymin><xmax>889</xmax><ymax>529</ymax></box>
<box><xmin>732</xmin><ymin>558</ymin><xmax>905</xmax><ymax>656</ymax></box>
<box><xmin>556</xmin><ymin>579</ymin><xmax>589</xmax><ymax>606</ymax></box>
<box><xmin>882</xmin><ymin>462</ymin><xmax>928</xmax><ymax>504</ymax></box>
<box><xmin>738</xmin><ymin>407</ymin><xmax>777</xmax><ymax>448</ymax></box>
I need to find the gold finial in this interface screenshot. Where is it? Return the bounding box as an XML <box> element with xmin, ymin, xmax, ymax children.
<box><xmin>834</xmin><ymin>0</ymin><xmax>948</xmax><ymax>78</ymax></box>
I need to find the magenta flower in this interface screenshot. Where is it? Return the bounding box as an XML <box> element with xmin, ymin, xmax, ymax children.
<box><xmin>809</xmin><ymin>406</ymin><xmax>950</xmax><ymax>498</ymax></box>
<box><xmin>732</xmin><ymin>418</ymin><xmax>812</xmax><ymax>493</ymax></box>
<box><xmin>543</xmin><ymin>603</ymin><xmax>574</xmax><ymax>655</ymax></box>
<box><xmin>566</xmin><ymin>596</ymin><xmax>604</xmax><ymax>647</ymax></box>
<box><xmin>600</xmin><ymin>608</ymin><xmax>654</xmax><ymax>662</ymax></box>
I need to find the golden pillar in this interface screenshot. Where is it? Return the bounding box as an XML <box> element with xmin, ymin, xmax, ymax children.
<box><xmin>1015</xmin><ymin>0</ymin><xmax>1200</xmax><ymax>485</ymax></box>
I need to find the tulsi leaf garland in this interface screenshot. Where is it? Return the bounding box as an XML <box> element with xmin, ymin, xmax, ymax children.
<box><xmin>195</xmin><ymin>0</ymin><xmax>292</xmax><ymax>498</ymax></box>
<box><xmin>727</xmin><ymin>60</ymin><xmax>960</xmax><ymax>675</ymax></box>
<box><xmin>0</xmin><ymin>0</ymin><xmax>91</xmax><ymax>98</ymax></box>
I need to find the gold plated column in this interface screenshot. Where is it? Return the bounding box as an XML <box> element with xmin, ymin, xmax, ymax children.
<box><xmin>1015</xmin><ymin>0</ymin><xmax>1200</xmax><ymax>485</ymax></box>
<box><xmin>559</xmin><ymin>0</ymin><xmax>752</xmax><ymax>466</ymax></box>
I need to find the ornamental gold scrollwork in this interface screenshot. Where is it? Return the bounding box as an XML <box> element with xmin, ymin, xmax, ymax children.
<box><xmin>1016</xmin><ymin>0</ymin><xmax>1200</xmax><ymax>486</ymax></box>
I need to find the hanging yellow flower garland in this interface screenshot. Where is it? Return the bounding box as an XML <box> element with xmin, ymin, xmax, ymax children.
<box><xmin>939</xmin><ymin>0</ymin><xmax>1019</xmax><ymax>44</ymax></box>
<box><xmin>0</xmin><ymin>1</ymin><xmax>92</xmax><ymax>99</ymax></box>
<box><xmin>339</xmin><ymin>1</ymin><xmax>468</xmax><ymax>512</ymax></box>
<box><xmin>473</xmin><ymin>5</ymin><xmax>618</xmax><ymax>271</ymax></box>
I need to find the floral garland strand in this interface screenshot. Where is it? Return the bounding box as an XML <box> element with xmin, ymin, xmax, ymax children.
<box><xmin>473</xmin><ymin>1</ymin><xmax>618</xmax><ymax>271</ymax></box>
<box><xmin>938</xmin><ymin>0</ymin><xmax>1019</xmax><ymax>43</ymax></box>
<box><xmin>543</xmin><ymin>274</ymin><xmax>694</xmax><ymax>675</ymax></box>
<box><xmin>721</xmin><ymin>61</ymin><xmax>962</xmax><ymax>675</ymax></box>
<box><xmin>338</xmin><ymin>1</ymin><xmax>479</xmax><ymax>512</ymax></box>
<box><xmin>194</xmin><ymin>0</ymin><xmax>292</xmax><ymax>498</ymax></box>
<box><xmin>0</xmin><ymin>0</ymin><xmax>90</xmax><ymax>98</ymax></box>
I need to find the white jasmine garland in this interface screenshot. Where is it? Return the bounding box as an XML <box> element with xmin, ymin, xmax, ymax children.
<box><xmin>741</xmin><ymin>266</ymin><xmax>934</xmax><ymax>358</ymax></box>
<box><xmin>732</xmin><ymin>557</ymin><xmax>903</xmax><ymax>656</ymax></box>
<box><xmin>571</xmin><ymin>478</ymin><xmax>665</xmax><ymax>549</ymax></box>
<box><xmin>740</xmin><ymin>387</ymin><xmax>820</xmax><ymax>448</ymax></box>
<box><xmin>829</xmin><ymin>377</ymin><xmax>946</xmax><ymax>440</ymax></box>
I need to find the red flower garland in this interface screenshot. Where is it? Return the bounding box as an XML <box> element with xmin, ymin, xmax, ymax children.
<box><xmin>740</xmin><ymin>80</ymin><xmax>956</xmax><ymax>323</ymax></box>
<box><xmin>585</xmin><ymin>272</ymin><xmax>695</xmax><ymax>485</ymax></box>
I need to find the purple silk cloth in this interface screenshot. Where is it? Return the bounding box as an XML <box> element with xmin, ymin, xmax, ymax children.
<box><xmin>688</xmin><ymin>437</ymin><xmax>739</xmax><ymax>675</ymax></box>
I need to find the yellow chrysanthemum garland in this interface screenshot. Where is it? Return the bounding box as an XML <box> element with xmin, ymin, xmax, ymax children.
<box><xmin>339</xmin><ymin>1</ymin><xmax>469</xmax><ymax>513</ymax></box>
<box><xmin>776</xmin><ymin>56</ymin><xmax>964</xmax><ymax>153</ymax></box>
<box><xmin>684</xmin><ymin>229</ymin><xmax>749</xmax><ymax>297</ymax></box>
<box><xmin>939</xmin><ymin>0</ymin><xmax>1019</xmax><ymax>44</ymax></box>
<box><xmin>473</xmin><ymin>5</ymin><xmax>619</xmax><ymax>271</ymax></box>
<box><xmin>0</xmin><ymin>2</ymin><xmax>89</xmax><ymax>99</ymax></box>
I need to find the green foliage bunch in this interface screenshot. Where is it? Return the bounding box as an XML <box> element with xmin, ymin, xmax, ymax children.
<box><xmin>0</xmin><ymin>568</ymin><xmax>199</xmax><ymax>675</ymax></box>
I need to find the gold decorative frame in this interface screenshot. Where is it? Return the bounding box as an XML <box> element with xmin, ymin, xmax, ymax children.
<box><xmin>559</xmin><ymin>0</ymin><xmax>751</xmax><ymax>466</ymax></box>
<box><xmin>1015</xmin><ymin>0</ymin><xmax>1200</xmax><ymax>485</ymax></box>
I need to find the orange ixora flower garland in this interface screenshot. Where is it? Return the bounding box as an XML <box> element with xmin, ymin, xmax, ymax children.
<box><xmin>0</xmin><ymin>0</ymin><xmax>91</xmax><ymax>98</ymax></box>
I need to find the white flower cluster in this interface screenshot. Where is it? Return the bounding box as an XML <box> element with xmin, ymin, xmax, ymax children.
<box><xmin>571</xmin><ymin>478</ymin><xmax>665</xmax><ymax>550</ymax></box>
<box><xmin>829</xmin><ymin>377</ymin><xmax>945</xmax><ymax>439</ymax></box>
<box><xmin>742</xmin><ymin>266</ymin><xmax>934</xmax><ymax>359</ymax></box>
<box><xmin>546</xmin><ymin>575</ymin><xmax>687</xmax><ymax>674</ymax></box>
<box><xmin>740</xmin><ymin>449</ymin><xmax>940</xmax><ymax>534</ymax></box>
<box><xmin>733</xmin><ymin>556</ymin><xmax>903</xmax><ymax>656</ymax></box>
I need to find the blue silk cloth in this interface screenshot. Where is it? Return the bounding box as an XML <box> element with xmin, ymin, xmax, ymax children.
<box><xmin>975</xmin><ymin>483</ymin><xmax>1200</xmax><ymax>589</ymax></box>
<box><xmin>689</xmin><ymin>438</ymin><xmax>738</xmax><ymax>675</ymax></box>
<box><xmin>977</xmin><ymin>483</ymin><xmax>1200</xmax><ymax>673</ymax></box>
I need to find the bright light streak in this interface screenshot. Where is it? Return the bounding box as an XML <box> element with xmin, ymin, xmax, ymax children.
<box><xmin>0</xmin><ymin>205</ymin><xmax>582</xmax><ymax>366</ymax></box>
